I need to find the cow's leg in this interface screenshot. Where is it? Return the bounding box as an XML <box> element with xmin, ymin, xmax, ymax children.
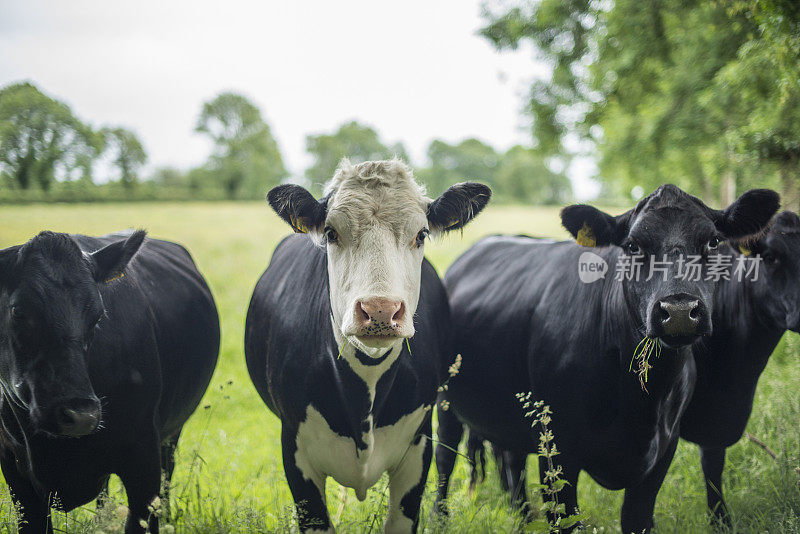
<box><xmin>493</xmin><ymin>445</ymin><xmax>510</xmax><ymax>492</ymax></box>
<box><xmin>386</xmin><ymin>417</ymin><xmax>433</xmax><ymax>534</ymax></box>
<box><xmin>466</xmin><ymin>429</ymin><xmax>486</xmax><ymax>495</ymax></box>
<box><xmin>620</xmin><ymin>437</ymin><xmax>679</xmax><ymax>534</ymax></box>
<box><xmin>159</xmin><ymin>432</ymin><xmax>181</xmax><ymax>520</ymax></box>
<box><xmin>96</xmin><ymin>476</ymin><xmax>111</xmax><ymax>510</ymax></box>
<box><xmin>538</xmin><ymin>453</ymin><xmax>580</xmax><ymax>532</ymax></box>
<box><xmin>504</xmin><ymin>450</ymin><xmax>530</xmax><ymax>515</ymax></box>
<box><xmin>1</xmin><ymin>452</ymin><xmax>52</xmax><ymax>534</ymax></box>
<box><xmin>700</xmin><ymin>445</ymin><xmax>730</xmax><ymax>526</ymax></box>
<box><xmin>282</xmin><ymin>426</ymin><xmax>331</xmax><ymax>533</ymax></box>
<box><xmin>117</xmin><ymin>428</ymin><xmax>162</xmax><ymax>534</ymax></box>
<box><xmin>433</xmin><ymin>402</ymin><xmax>463</xmax><ymax>515</ymax></box>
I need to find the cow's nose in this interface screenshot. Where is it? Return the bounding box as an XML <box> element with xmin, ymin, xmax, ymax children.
<box><xmin>56</xmin><ymin>398</ymin><xmax>101</xmax><ymax>437</ymax></box>
<box><xmin>355</xmin><ymin>298</ymin><xmax>405</xmax><ymax>335</ymax></box>
<box><xmin>658</xmin><ymin>297</ymin><xmax>701</xmax><ymax>336</ymax></box>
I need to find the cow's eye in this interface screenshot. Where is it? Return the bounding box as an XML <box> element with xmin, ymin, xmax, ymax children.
<box><xmin>706</xmin><ymin>237</ymin><xmax>720</xmax><ymax>251</ymax></box>
<box><xmin>324</xmin><ymin>226</ymin><xmax>339</xmax><ymax>245</ymax></box>
<box><xmin>625</xmin><ymin>242</ymin><xmax>641</xmax><ymax>255</ymax></box>
<box><xmin>415</xmin><ymin>229</ymin><xmax>430</xmax><ymax>248</ymax></box>
<box><xmin>10</xmin><ymin>306</ymin><xmax>23</xmax><ymax>322</ymax></box>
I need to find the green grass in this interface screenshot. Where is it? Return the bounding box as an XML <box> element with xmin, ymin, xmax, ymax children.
<box><xmin>0</xmin><ymin>202</ymin><xmax>798</xmax><ymax>533</ymax></box>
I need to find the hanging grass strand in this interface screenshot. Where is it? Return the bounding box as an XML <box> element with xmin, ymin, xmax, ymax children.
<box><xmin>630</xmin><ymin>336</ymin><xmax>661</xmax><ymax>392</ymax></box>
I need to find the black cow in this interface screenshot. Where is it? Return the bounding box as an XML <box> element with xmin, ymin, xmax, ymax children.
<box><xmin>435</xmin><ymin>185</ymin><xmax>779</xmax><ymax>533</ymax></box>
<box><xmin>0</xmin><ymin>230</ymin><xmax>220</xmax><ymax>533</ymax></box>
<box><xmin>245</xmin><ymin>159</ymin><xmax>490</xmax><ymax>533</ymax></box>
<box><xmin>456</xmin><ymin>211</ymin><xmax>800</xmax><ymax>526</ymax></box>
<box><xmin>681</xmin><ymin>210</ymin><xmax>800</xmax><ymax>523</ymax></box>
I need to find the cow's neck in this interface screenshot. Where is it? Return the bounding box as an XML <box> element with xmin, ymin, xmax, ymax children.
<box><xmin>331</xmin><ymin>319</ymin><xmax>403</xmax><ymax>406</ymax></box>
<box><xmin>705</xmin><ymin>275</ymin><xmax>784</xmax><ymax>372</ymax></box>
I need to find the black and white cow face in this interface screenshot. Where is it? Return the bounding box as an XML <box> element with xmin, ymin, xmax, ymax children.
<box><xmin>562</xmin><ymin>185</ymin><xmax>779</xmax><ymax>348</ymax></box>
<box><xmin>269</xmin><ymin>159</ymin><xmax>491</xmax><ymax>355</ymax></box>
<box><xmin>737</xmin><ymin>211</ymin><xmax>800</xmax><ymax>331</ymax></box>
<box><xmin>0</xmin><ymin>231</ymin><xmax>145</xmax><ymax>437</ymax></box>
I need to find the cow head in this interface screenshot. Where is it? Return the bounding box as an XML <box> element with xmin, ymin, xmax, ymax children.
<box><xmin>562</xmin><ymin>185</ymin><xmax>779</xmax><ymax>348</ymax></box>
<box><xmin>0</xmin><ymin>230</ymin><xmax>145</xmax><ymax>437</ymax></box>
<box><xmin>734</xmin><ymin>211</ymin><xmax>800</xmax><ymax>331</ymax></box>
<box><xmin>269</xmin><ymin>159</ymin><xmax>491</xmax><ymax>356</ymax></box>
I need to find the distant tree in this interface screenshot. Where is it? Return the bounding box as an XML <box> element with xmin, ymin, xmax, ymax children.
<box><xmin>195</xmin><ymin>92</ymin><xmax>286</xmax><ymax>198</ymax></box>
<box><xmin>421</xmin><ymin>138</ymin><xmax>500</xmax><ymax>195</ymax></box>
<box><xmin>151</xmin><ymin>166</ymin><xmax>187</xmax><ymax>188</ymax></box>
<box><xmin>480</xmin><ymin>0</ymin><xmax>800</xmax><ymax>206</ymax></box>
<box><xmin>495</xmin><ymin>146</ymin><xmax>571</xmax><ymax>204</ymax></box>
<box><xmin>305</xmin><ymin>121</ymin><xmax>408</xmax><ymax>187</ymax></box>
<box><xmin>102</xmin><ymin>127</ymin><xmax>147</xmax><ymax>188</ymax></box>
<box><xmin>0</xmin><ymin>82</ymin><xmax>101</xmax><ymax>190</ymax></box>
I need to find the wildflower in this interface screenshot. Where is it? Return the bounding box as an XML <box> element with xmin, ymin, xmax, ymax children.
<box><xmin>448</xmin><ymin>354</ymin><xmax>462</xmax><ymax>377</ymax></box>
<box><xmin>440</xmin><ymin>400</ymin><xmax>450</xmax><ymax>411</ymax></box>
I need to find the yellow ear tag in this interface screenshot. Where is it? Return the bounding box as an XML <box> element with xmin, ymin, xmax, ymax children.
<box><xmin>290</xmin><ymin>215</ymin><xmax>309</xmax><ymax>234</ymax></box>
<box><xmin>576</xmin><ymin>222</ymin><xmax>596</xmax><ymax>247</ymax></box>
<box><xmin>738</xmin><ymin>244</ymin><xmax>752</xmax><ymax>256</ymax></box>
<box><xmin>105</xmin><ymin>272</ymin><xmax>125</xmax><ymax>284</ymax></box>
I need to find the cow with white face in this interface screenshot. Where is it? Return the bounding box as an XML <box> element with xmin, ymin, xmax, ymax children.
<box><xmin>245</xmin><ymin>159</ymin><xmax>490</xmax><ymax>533</ymax></box>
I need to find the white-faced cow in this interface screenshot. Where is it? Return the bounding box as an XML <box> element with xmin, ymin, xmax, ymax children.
<box><xmin>681</xmin><ymin>210</ymin><xmax>800</xmax><ymax>524</ymax></box>
<box><xmin>0</xmin><ymin>230</ymin><xmax>219</xmax><ymax>534</ymax></box>
<box><xmin>245</xmin><ymin>159</ymin><xmax>490</xmax><ymax>533</ymax></box>
<box><xmin>434</xmin><ymin>185</ymin><xmax>779</xmax><ymax>533</ymax></box>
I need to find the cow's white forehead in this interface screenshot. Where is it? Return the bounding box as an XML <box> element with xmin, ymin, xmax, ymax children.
<box><xmin>324</xmin><ymin>159</ymin><xmax>430</xmax><ymax>236</ymax></box>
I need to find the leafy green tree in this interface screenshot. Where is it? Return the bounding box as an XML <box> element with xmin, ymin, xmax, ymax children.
<box><xmin>0</xmin><ymin>82</ymin><xmax>101</xmax><ymax>190</ymax></box>
<box><xmin>305</xmin><ymin>121</ymin><xmax>408</xmax><ymax>187</ymax></box>
<box><xmin>495</xmin><ymin>145</ymin><xmax>571</xmax><ymax>204</ymax></box>
<box><xmin>195</xmin><ymin>92</ymin><xmax>286</xmax><ymax>198</ymax></box>
<box><xmin>421</xmin><ymin>138</ymin><xmax>500</xmax><ymax>195</ymax></box>
<box><xmin>480</xmin><ymin>0</ymin><xmax>800</xmax><ymax>206</ymax></box>
<box><xmin>102</xmin><ymin>127</ymin><xmax>147</xmax><ymax>188</ymax></box>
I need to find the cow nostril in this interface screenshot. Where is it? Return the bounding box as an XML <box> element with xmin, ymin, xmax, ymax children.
<box><xmin>392</xmin><ymin>303</ymin><xmax>406</xmax><ymax>325</ymax></box>
<box><xmin>357</xmin><ymin>302</ymin><xmax>372</xmax><ymax>324</ymax></box>
<box><xmin>56</xmin><ymin>400</ymin><xmax>100</xmax><ymax>435</ymax></box>
<box><xmin>689</xmin><ymin>302</ymin><xmax>700</xmax><ymax>321</ymax></box>
<box><xmin>658</xmin><ymin>302</ymin><xmax>671</xmax><ymax>323</ymax></box>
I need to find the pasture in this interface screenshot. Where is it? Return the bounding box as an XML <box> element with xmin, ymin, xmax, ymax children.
<box><xmin>0</xmin><ymin>202</ymin><xmax>799</xmax><ymax>533</ymax></box>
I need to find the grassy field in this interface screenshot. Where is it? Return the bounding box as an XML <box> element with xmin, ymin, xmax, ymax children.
<box><xmin>0</xmin><ymin>202</ymin><xmax>799</xmax><ymax>533</ymax></box>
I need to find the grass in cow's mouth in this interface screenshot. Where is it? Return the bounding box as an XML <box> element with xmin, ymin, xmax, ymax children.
<box><xmin>630</xmin><ymin>336</ymin><xmax>661</xmax><ymax>392</ymax></box>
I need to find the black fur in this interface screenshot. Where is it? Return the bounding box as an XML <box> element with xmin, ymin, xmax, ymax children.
<box><xmin>427</xmin><ymin>183</ymin><xmax>492</xmax><ymax>232</ymax></box>
<box><xmin>267</xmin><ymin>184</ymin><xmax>329</xmax><ymax>233</ymax></box>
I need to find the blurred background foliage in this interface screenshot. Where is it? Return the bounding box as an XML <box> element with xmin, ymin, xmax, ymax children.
<box><xmin>481</xmin><ymin>0</ymin><xmax>800</xmax><ymax>208</ymax></box>
<box><xmin>1</xmin><ymin>0</ymin><xmax>798</xmax><ymax>207</ymax></box>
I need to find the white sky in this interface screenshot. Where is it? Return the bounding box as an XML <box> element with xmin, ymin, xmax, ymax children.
<box><xmin>0</xmin><ymin>0</ymin><xmax>599</xmax><ymax>199</ymax></box>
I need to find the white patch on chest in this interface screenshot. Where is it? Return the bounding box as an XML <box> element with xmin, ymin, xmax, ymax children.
<box><xmin>295</xmin><ymin>404</ymin><xmax>429</xmax><ymax>501</ymax></box>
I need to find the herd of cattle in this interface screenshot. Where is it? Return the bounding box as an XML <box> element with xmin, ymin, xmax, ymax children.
<box><xmin>0</xmin><ymin>157</ymin><xmax>794</xmax><ymax>533</ymax></box>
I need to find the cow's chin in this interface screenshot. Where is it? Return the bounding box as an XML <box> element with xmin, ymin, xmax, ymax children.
<box><xmin>657</xmin><ymin>334</ymin><xmax>701</xmax><ymax>350</ymax></box>
<box><xmin>350</xmin><ymin>335</ymin><xmax>403</xmax><ymax>356</ymax></box>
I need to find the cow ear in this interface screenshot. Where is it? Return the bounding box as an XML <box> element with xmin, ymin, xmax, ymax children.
<box><xmin>0</xmin><ymin>245</ymin><xmax>21</xmax><ymax>286</ymax></box>
<box><xmin>427</xmin><ymin>183</ymin><xmax>492</xmax><ymax>233</ymax></box>
<box><xmin>712</xmin><ymin>189</ymin><xmax>780</xmax><ymax>239</ymax></box>
<box><xmin>89</xmin><ymin>230</ymin><xmax>146</xmax><ymax>284</ymax></box>
<box><xmin>561</xmin><ymin>205</ymin><xmax>630</xmax><ymax>247</ymax></box>
<box><xmin>268</xmin><ymin>184</ymin><xmax>328</xmax><ymax>234</ymax></box>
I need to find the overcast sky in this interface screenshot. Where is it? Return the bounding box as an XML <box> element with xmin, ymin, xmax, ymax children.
<box><xmin>0</xmin><ymin>0</ymin><xmax>599</xmax><ymax>198</ymax></box>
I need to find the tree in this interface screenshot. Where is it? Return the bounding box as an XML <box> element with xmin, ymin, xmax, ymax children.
<box><xmin>480</xmin><ymin>0</ymin><xmax>800</xmax><ymax>206</ymax></box>
<box><xmin>102</xmin><ymin>127</ymin><xmax>147</xmax><ymax>188</ymax></box>
<box><xmin>195</xmin><ymin>92</ymin><xmax>286</xmax><ymax>199</ymax></box>
<box><xmin>305</xmin><ymin>121</ymin><xmax>408</xmax><ymax>187</ymax></box>
<box><xmin>420</xmin><ymin>138</ymin><xmax>500</xmax><ymax>195</ymax></box>
<box><xmin>494</xmin><ymin>145</ymin><xmax>571</xmax><ymax>204</ymax></box>
<box><xmin>0</xmin><ymin>82</ymin><xmax>101</xmax><ymax>190</ymax></box>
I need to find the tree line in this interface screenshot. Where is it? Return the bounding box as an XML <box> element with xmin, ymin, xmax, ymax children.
<box><xmin>480</xmin><ymin>0</ymin><xmax>800</xmax><ymax>208</ymax></box>
<box><xmin>0</xmin><ymin>82</ymin><xmax>571</xmax><ymax>204</ymax></box>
